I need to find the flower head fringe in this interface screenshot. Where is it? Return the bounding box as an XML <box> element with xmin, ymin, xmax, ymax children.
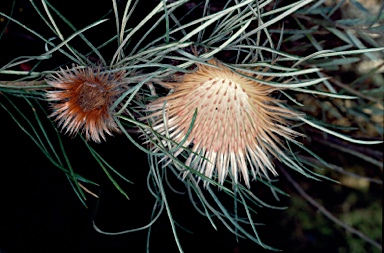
<box><xmin>46</xmin><ymin>65</ymin><xmax>127</xmax><ymax>143</ymax></box>
<box><xmin>145</xmin><ymin>59</ymin><xmax>302</xmax><ymax>187</ymax></box>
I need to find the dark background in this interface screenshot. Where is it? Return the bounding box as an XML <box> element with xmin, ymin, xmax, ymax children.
<box><xmin>0</xmin><ymin>1</ymin><xmax>382</xmax><ymax>253</ymax></box>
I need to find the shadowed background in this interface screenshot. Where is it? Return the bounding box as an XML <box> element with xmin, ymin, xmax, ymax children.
<box><xmin>0</xmin><ymin>0</ymin><xmax>382</xmax><ymax>252</ymax></box>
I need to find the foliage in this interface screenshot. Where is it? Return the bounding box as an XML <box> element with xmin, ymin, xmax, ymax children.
<box><xmin>0</xmin><ymin>0</ymin><xmax>382</xmax><ymax>252</ymax></box>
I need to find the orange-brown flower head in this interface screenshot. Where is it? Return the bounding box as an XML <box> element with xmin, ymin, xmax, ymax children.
<box><xmin>46</xmin><ymin>65</ymin><xmax>127</xmax><ymax>143</ymax></box>
<box><xmin>145</xmin><ymin>59</ymin><xmax>302</xmax><ymax>187</ymax></box>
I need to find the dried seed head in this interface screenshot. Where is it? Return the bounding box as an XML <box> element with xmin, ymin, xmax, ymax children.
<box><xmin>145</xmin><ymin>59</ymin><xmax>302</xmax><ymax>187</ymax></box>
<box><xmin>46</xmin><ymin>65</ymin><xmax>127</xmax><ymax>143</ymax></box>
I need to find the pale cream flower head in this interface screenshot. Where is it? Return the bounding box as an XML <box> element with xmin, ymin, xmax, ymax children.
<box><xmin>145</xmin><ymin>58</ymin><xmax>302</xmax><ymax>187</ymax></box>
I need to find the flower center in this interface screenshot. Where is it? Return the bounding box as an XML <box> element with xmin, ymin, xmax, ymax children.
<box><xmin>178</xmin><ymin>77</ymin><xmax>257</xmax><ymax>153</ymax></box>
<box><xmin>76</xmin><ymin>82</ymin><xmax>108</xmax><ymax>112</ymax></box>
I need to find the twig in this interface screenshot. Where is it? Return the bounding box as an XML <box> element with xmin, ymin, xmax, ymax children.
<box><xmin>279</xmin><ymin>165</ymin><xmax>383</xmax><ymax>251</ymax></box>
<box><xmin>0</xmin><ymin>80</ymin><xmax>47</xmax><ymax>89</ymax></box>
<box><xmin>323</xmin><ymin>74</ymin><xmax>382</xmax><ymax>103</ymax></box>
<box><xmin>312</xmin><ymin>135</ymin><xmax>383</xmax><ymax>169</ymax></box>
<box><xmin>299</xmin><ymin>155</ymin><xmax>383</xmax><ymax>184</ymax></box>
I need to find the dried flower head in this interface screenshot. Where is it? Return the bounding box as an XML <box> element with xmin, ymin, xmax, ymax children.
<box><xmin>145</xmin><ymin>59</ymin><xmax>302</xmax><ymax>187</ymax></box>
<box><xmin>46</xmin><ymin>65</ymin><xmax>127</xmax><ymax>143</ymax></box>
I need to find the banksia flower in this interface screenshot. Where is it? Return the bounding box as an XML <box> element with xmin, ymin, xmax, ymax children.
<box><xmin>46</xmin><ymin>65</ymin><xmax>127</xmax><ymax>143</ymax></box>
<box><xmin>145</xmin><ymin>59</ymin><xmax>302</xmax><ymax>187</ymax></box>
